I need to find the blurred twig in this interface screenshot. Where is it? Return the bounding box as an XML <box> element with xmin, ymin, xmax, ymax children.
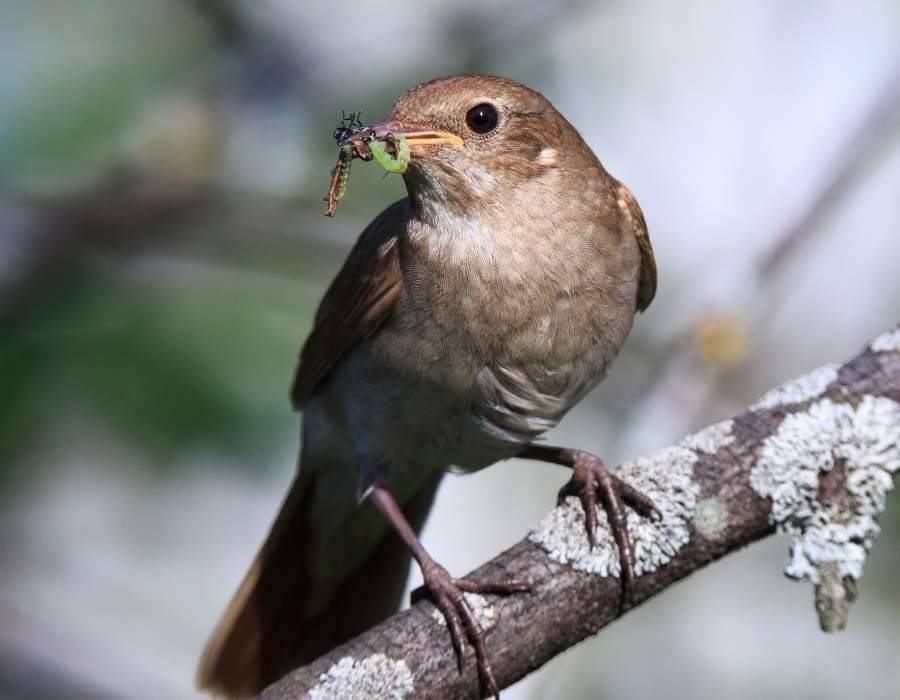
<box><xmin>0</xmin><ymin>173</ymin><xmax>360</xmax><ymax>316</ymax></box>
<box><xmin>262</xmin><ymin>329</ymin><xmax>900</xmax><ymax>700</ymax></box>
<box><xmin>758</xmin><ymin>63</ymin><xmax>900</xmax><ymax>282</ymax></box>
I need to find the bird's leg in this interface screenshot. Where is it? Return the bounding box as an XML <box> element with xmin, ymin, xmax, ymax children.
<box><xmin>517</xmin><ymin>445</ymin><xmax>660</xmax><ymax>608</ymax></box>
<box><xmin>370</xmin><ymin>485</ymin><xmax>528</xmax><ymax>698</ymax></box>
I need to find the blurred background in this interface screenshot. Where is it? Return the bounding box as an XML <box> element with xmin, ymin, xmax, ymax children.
<box><xmin>2</xmin><ymin>1</ymin><xmax>900</xmax><ymax>698</ymax></box>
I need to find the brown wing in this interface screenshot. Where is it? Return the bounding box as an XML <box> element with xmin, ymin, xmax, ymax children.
<box><xmin>290</xmin><ymin>199</ymin><xmax>407</xmax><ymax>408</ymax></box>
<box><xmin>614</xmin><ymin>183</ymin><xmax>657</xmax><ymax>312</ymax></box>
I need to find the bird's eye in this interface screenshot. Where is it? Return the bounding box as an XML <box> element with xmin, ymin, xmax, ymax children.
<box><xmin>465</xmin><ymin>103</ymin><xmax>499</xmax><ymax>134</ymax></box>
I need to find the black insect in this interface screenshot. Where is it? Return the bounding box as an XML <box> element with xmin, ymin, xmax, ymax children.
<box><xmin>325</xmin><ymin>110</ymin><xmax>376</xmax><ymax>216</ymax></box>
<box><xmin>333</xmin><ymin>110</ymin><xmax>367</xmax><ymax>145</ymax></box>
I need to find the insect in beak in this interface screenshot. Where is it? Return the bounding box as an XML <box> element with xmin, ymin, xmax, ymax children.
<box><xmin>324</xmin><ymin>113</ymin><xmax>463</xmax><ymax>217</ymax></box>
<box><xmin>341</xmin><ymin>118</ymin><xmax>464</xmax><ymax>151</ymax></box>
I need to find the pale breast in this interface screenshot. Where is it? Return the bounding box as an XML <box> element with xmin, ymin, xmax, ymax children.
<box><xmin>322</xmin><ymin>184</ymin><xmax>643</xmax><ymax>477</ymax></box>
<box><xmin>354</xmin><ymin>271</ymin><xmax>637</xmax><ymax>474</ymax></box>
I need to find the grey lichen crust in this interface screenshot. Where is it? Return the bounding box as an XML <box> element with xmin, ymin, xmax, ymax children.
<box><xmin>431</xmin><ymin>593</ymin><xmax>498</xmax><ymax>630</ymax></box>
<box><xmin>870</xmin><ymin>327</ymin><xmax>900</xmax><ymax>353</ymax></box>
<box><xmin>307</xmin><ymin>654</ymin><xmax>414</xmax><ymax>700</ymax></box>
<box><xmin>750</xmin><ymin>395</ymin><xmax>900</xmax><ymax>629</ymax></box>
<box><xmin>693</xmin><ymin>497</ymin><xmax>729</xmax><ymax>541</ymax></box>
<box><xmin>682</xmin><ymin>419</ymin><xmax>735</xmax><ymax>454</ymax></box>
<box><xmin>751</xmin><ymin>364</ymin><xmax>839</xmax><ymax>411</ymax></box>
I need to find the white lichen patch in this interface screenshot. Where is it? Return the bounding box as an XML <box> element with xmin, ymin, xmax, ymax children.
<box><xmin>430</xmin><ymin>592</ymin><xmax>498</xmax><ymax>630</ymax></box>
<box><xmin>529</xmin><ymin>445</ymin><xmax>700</xmax><ymax>577</ymax></box>
<box><xmin>693</xmin><ymin>497</ymin><xmax>729</xmax><ymax>541</ymax></box>
<box><xmin>752</xmin><ymin>364</ymin><xmax>839</xmax><ymax>411</ymax></box>
<box><xmin>750</xmin><ymin>396</ymin><xmax>900</xmax><ymax>588</ymax></box>
<box><xmin>681</xmin><ymin>419</ymin><xmax>735</xmax><ymax>454</ymax></box>
<box><xmin>870</xmin><ymin>328</ymin><xmax>900</xmax><ymax>353</ymax></box>
<box><xmin>308</xmin><ymin>654</ymin><xmax>414</xmax><ymax>700</ymax></box>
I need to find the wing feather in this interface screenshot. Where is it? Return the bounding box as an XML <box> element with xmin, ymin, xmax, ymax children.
<box><xmin>290</xmin><ymin>199</ymin><xmax>407</xmax><ymax>408</ymax></box>
<box><xmin>614</xmin><ymin>183</ymin><xmax>657</xmax><ymax>312</ymax></box>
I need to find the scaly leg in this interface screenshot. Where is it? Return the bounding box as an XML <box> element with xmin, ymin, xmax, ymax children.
<box><xmin>370</xmin><ymin>486</ymin><xmax>528</xmax><ymax>698</ymax></box>
<box><xmin>518</xmin><ymin>445</ymin><xmax>660</xmax><ymax>608</ymax></box>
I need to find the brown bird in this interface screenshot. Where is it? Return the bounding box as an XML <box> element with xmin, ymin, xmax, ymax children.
<box><xmin>196</xmin><ymin>74</ymin><xmax>658</xmax><ymax>698</ymax></box>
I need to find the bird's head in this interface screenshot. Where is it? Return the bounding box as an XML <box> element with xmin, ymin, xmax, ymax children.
<box><xmin>361</xmin><ymin>75</ymin><xmax>595</xmax><ymax>220</ymax></box>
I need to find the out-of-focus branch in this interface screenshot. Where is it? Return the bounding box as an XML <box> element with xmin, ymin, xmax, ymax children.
<box><xmin>0</xmin><ymin>174</ymin><xmax>360</xmax><ymax>316</ymax></box>
<box><xmin>261</xmin><ymin>327</ymin><xmax>900</xmax><ymax>700</ymax></box>
<box><xmin>758</xmin><ymin>63</ymin><xmax>900</xmax><ymax>282</ymax></box>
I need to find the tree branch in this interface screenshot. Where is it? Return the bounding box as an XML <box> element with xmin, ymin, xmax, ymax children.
<box><xmin>261</xmin><ymin>327</ymin><xmax>900</xmax><ymax>700</ymax></box>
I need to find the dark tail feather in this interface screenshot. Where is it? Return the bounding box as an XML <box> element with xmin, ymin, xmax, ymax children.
<box><xmin>195</xmin><ymin>468</ymin><xmax>443</xmax><ymax>698</ymax></box>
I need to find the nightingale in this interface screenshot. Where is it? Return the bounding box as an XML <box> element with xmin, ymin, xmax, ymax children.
<box><xmin>196</xmin><ymin>74</ymin><xmax>658</xmax><ymax>699</ymax></box>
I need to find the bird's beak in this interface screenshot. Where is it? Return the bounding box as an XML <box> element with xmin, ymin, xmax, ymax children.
<box><xmin>345</xmin><ymin>118</ymin><xmax>464</xmax><ymax>151</ymax></box>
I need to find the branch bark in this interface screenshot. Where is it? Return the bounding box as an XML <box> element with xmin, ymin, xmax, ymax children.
<box><xmin>261</xmin><ymin>327</ymin><xmax>900</xmax><ymax>700</ymax></box>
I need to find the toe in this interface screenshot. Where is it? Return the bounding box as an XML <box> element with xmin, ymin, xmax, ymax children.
<box><xmin>556</xmin><ymin>479</ymin><xmax>579</xmax><ymax>506</ymax></box>
<box><xmin>582</xmin><ymin>487</ymin><xmax>598</xmax><ymax>547</ymax></box>
<box><xmin>456</xmin><ymin>599</ymin><xmax>499</xmax><ymax>697</ymax></box>
<box><xmin>616</xmin><ymin>477</ymin><xmax>662</xmax><ymax>520</ymax></box>
<box><xmin>435</xmin><ymin>593</ymin><xmax>466</xmax><ymax>673</ymax></box>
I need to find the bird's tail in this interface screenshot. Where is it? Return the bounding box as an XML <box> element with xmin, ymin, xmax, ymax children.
<box><xmin>195</xmin><ymin>464</ymin><xmax>442</xmax><ymax>698</ymax></box>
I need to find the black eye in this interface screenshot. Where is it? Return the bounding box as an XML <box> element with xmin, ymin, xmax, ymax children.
<box><xmin>465</xmin><ymin>103</ymin><xmax>499</xmax><ymax>134</ymax></box>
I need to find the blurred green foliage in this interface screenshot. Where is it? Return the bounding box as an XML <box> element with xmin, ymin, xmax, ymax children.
<box><xmin>2</xmin><ymin>1</ymin><xmax>216</xmax><ymax>191</ymax></box>
<box><xmin>0</xmin><ymin>0</ymin><xmax>417</xmax><ymax>492</ymax></box>
<box><xmin>0</xmin><ymin>256</ymin><xmax>327</xmax><ymax>487</ymax></box>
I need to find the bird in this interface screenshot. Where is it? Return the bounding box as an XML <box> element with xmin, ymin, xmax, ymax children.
<box><xmin>196</xmin><ymin>74</ymin><xmax>658</xmax><ymax>699</ymax></box>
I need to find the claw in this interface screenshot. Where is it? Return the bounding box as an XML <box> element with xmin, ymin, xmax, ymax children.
<box><xmin>618</xmin><ymin>480</ymin><xmax>662</xmax><ymax>520</ymax></box>
<box><xmin>434</xmin><ymin>590</ymin><xmax>466</xmax><ymax>674</ymax></box>
<box><xmin>556</xmin><ymin>452</ymin><xmax>659</xmax><ymax>611</ymax></box>
<box><xmin>457</xmin><ymin>598</ymin><xmax>499</xmax><ymax>697</ymax></box>
<box><xmin>415</xmin><ymin>561</ymin><xmax>528</xmax><ymax>699</ymax></box>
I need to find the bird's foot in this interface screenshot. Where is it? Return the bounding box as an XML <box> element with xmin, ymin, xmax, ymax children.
<box><xmin>556</xmin><ymin>451</ymin><xmax>660</xmax><ymax>609</ymax></box>
<box><xmin>412</xmin><ymin>560</ymin><xmax>529</xmax><ymax>698</ymax></box>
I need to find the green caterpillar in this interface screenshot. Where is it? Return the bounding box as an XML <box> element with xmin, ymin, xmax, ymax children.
<box><xmin>368</xmin><ymin>135</ymin><xmax>411</xmax><ymax>174</ymax></box>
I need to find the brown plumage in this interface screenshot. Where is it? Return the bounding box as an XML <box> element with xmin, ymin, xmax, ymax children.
<box><xmin>290</xmin><ymin>200</ymin><xmax>405</xmax><ymax>407</ymax></box>
<box><xmin>197</xmin><ymin>74</ymin><xmax>657</xmax><ymax>698</ymax></box>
